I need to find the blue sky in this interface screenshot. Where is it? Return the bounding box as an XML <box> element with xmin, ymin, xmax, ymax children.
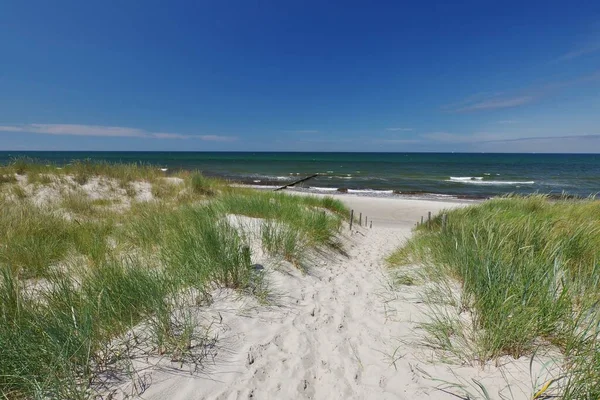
<box><xmin>1</xmin><ymin>1</ymin><xmax>599</xmax><ymax>152</ymax></box>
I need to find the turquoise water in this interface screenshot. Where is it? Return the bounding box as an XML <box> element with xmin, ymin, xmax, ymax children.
<box><xmin>1</xmin><ymin>152</ymin><xmax>599</xmax><ymax>198</ymax></box>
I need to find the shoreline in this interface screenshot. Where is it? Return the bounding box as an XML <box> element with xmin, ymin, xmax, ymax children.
<box><xmin>230</xmin><ymin>182</ymin><xmax>489</xmax><ymax>202</ymax></box>
<box><xmin>231</xmin><ymin>181</ymin><xmax>592</xmax><ymax>202</ymax></box>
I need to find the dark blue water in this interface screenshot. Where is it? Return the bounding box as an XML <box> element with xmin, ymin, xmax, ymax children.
<box><xmin>1</xmin><ymin>152</ymin><xmax>599</xmax><ymax>198</ymax></box>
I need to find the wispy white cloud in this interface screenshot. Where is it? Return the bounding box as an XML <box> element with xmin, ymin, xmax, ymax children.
<box><xmin>375</xmin><ymin>139</ymin><xmax>421</xmax><ymax>144</ymax></box>
<box><xmin>481</xmin><ymin>134</ymin><xmax>600</xmax><ymax>144</ymax></box>
<box><xmin>197</xmin><ymin>135</ymin><xmax>237</xmax><ymax>142</ymax></box>
<box><xmin>454</xmin><ymin>96</ymin><xmax>535</xmax><ymax>112</ymax></box>
<box><xmin>283</xmin><ymin>129</ymin><xmax>319</xmax><ymax>134</ymax></box>
<box><xmin>0</xmin><ymin>124</ymin><xmax>146</xmax><ymax>137</ymax></box>
<box><xmin>385</xmin><ymin>127</ymin><xmax>413</xmax><ymax>132</ymax></box>
<box><xmin>293</xmin><ymin>137</ymin><xmax>355</xmax><ymax>143</ymax></box>
<box><xmin>419</xmin><ymin>132</ymin><xmax>464</xmax><ymax>142</ymax></box>
<box><xmin>0</xmin><ymin>124</ymin><xmax>237</xmax><ymax>141</ymax></box>
<box><xmin>556</xmin><ymin>40</ymin><xmax>600</xmax><ymax>62</ymax></box>
<box><xmin>418</xmin><ymin>131</ymin><xmax>503</xmax><ymax>143</ymax></box>
<box><xmin>420</xmin><ymin>131</ymin><xmax>519</xmax><ymax>143</ymax></box>
<box><xmin>151</xmin><ymin>132</ymin><xmax>193</xmax><ymax>139</ymax></box>
<box><xmin>446</xmin><ymin>70</ymin><xmax>600</xmax><ymax>113</ymax></box>
<box><xmin>419</xmin><ymin>131</ymin><xmax>600</xmax><ymax>149</ymax></box>
<box><xmin>472</xmin><ymin>135</ymin><xmax>600</xmax><ymax>153</ymax></box>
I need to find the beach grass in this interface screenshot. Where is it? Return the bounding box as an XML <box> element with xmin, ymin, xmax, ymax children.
<box><xmin>0</xmin><ymin>201</ymin><xmax>72</xmax><ymax>278</ymax></box>
<box><xmin>189</xmin><ymin>171</ymin><xmax>219</xmax><ymax>196</ymax></box>
<box><xmin>261</xmin><ymin>220</ymin><xmax>308</xmax><ymax>267</ymax></box>
<box><xmin>387</xmin><ymin>195</ymin><xmax>600</xmax><ymax>398</ymax></box>
<box><xmin>1</xmin><ymin>157</ymin><xmax>171</xmax><ymax>186</ymax></box>
<box><xmin>0</xmin><ymin>174</ymin><xmax>17</xmax><ymax>185</ymax></box>
<box><xmin>0</xmin><ymin>160</ymin><xmax>347</xmax><ymax>399</ymax></box>
<box><xmin>218</xmin><ymin>191</ymin><xmax>345</xmax><ymax>250</ymax></box>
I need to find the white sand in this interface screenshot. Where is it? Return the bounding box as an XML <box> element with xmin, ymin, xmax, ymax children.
<box><xmin>110</xmin><ymin>195</ymin><xmax>558</xmax><ymax>399</ymax></box>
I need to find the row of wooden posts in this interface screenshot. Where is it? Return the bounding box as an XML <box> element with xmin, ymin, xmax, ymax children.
<box><xmin>418</xmin><ymin>211</ymin><xmax>448</xmax><ymax>231</ymax></box>
<box><xmin>348</xmin><ymin>210</ymin><xmax>372</xmax><ymax>230</ymax></box>
<box><xmin>348</xmin><ymin>209</ymin><xmax>448</xmax><ymax>231</ymax></box>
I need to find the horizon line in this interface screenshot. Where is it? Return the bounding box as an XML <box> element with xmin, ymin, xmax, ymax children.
<box><xmin>0</xmin><ymin>150</ymin><xmax>599</xmax><ymax>155</ymax></box>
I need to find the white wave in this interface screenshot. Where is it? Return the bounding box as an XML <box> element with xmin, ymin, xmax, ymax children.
<box><xmin>348</xmin><ymin>189</ymin><xmax>394</xmax><ymax>194</ymax></box>
<box><xmin>308</xmin><ymin>187</ymin><xmax>395</xmax><ymax>195</ymax></box>
<box><xmin>446</xmin><ymin>179</ymin><xmax>534</xmax><ymax>185</ymax></box>
<box><xmin>253</xmin><ymin>179</ymin><xmax>261</xmax><ymax>183</ymax></box>
<box><xmin>449</xmin><ymin>176</ymin><xmax>483</xmax><ymax>181</ymax></box>
<box><xmin>160</xmin><ymin>168</ymin><xmax>168</xmax><ymax>172</ymax></box>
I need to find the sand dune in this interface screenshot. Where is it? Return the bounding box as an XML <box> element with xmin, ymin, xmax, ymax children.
<box><xmin>110</xmin><ymin>196</ymin><xmax>554</xmax><ymax>399</ymax></box>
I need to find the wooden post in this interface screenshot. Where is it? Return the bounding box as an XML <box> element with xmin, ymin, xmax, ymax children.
<box><xmin>365</xmin><ymin>216</ymin><xmax>368</xmax><ymax>226</ymax></box>
<box><xmin>359</xmin><ymin>212</ymin><xmax>362</xmax><ymax>226</ymax></box>
<box><xmin>420</xmin><ymin>216</ymin><xmax>423</xmax><ymax>225</ymax></box>
<box><xmin>370</xmin><ymin>221</ymin><xmax>372</xmax><ymax>229</ymax></box>
<box><xmin>428</xmin><ymin>211</ymin><xmax>431</xmax><ymax>226</ymax></box>
<box><xmin>274</xmin><ymin>173</ymin><xmax>319</xmax><ymax>191</ymax></box>
<box><xmin>349</xmin><ymin>210</ymin><xmax>354</xmax><ymax>230</ymax></box>
<box><xmin>442</xmin><ymin>214</ymin><xmax>447</xmax><ymax>231</ymax></box>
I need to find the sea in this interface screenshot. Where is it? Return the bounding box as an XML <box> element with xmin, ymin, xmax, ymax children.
<box><xmin>1</xmin><ymin>152</ymin><xmax>599</xmax><ymax>199</ymax></box>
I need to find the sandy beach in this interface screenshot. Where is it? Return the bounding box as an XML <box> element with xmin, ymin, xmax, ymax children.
<box><xmin>106</xmin><ymin>193</ymin><xmax>555</xmax><ymax>400</ymax></box>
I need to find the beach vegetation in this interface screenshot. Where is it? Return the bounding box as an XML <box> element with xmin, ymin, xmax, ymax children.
<box><xmin>0</xmin><ymin>174</ymin><xmax>17</xmax><ymax>185</ymax></box>
<box><xmin>0</xmin><ymin>160</ymin><xmax>347</xmax><ymax>398</ymax></box>
<box><xmin>388</xmin><ymin>195</ymin><xmax>600</xmax><ymax>398</ymax></box>
<box><xmin>151</xmin><ymin>178</ymin><xmax>181</xmax><ymax>199</ymax></box>
<box><xmin>189</xmin><ymin>171</ymin><xmax>218</xmax><ymax>196</ymax></box>
<box><xmin>10</xmin><ymin>184</ymin><xmax>27</xmax><ymax>200</ymax></box>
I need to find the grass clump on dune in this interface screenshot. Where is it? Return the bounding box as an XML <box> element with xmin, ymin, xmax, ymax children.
<box><xmin>0</xmin><ymin>260</ymin><xmax>171</xmax><ymax>399</ymax></box>
<box><xmin>0</xmin><ymin>174</ymin><xmax>17</xmax><ymax>185</ymax></box>
<box><xmin>189</xmin><ymin>171</ymin><xmax>219</xmax><ymax>196</ymax></box>
<box><xmin>218</xmin><ymin>191</ymin><xmax>345</xmax><ymax>244</ymax></box>
<box><xmin>1</xmin><ymin>157</ymin><xmax>168</xmax><ymax>186</ymax></box>
<box><xmin>0</xmin><ymin>206</ymin><xmax>252</xmax><ymax>399</ymax></box>
<box><xmin>388</xmin><ymin>195</ymin><xmax>600</xmax><ymax>398</ymax></box>
<box><xmin>135</xmin><ymin>204</ymin><xmax>254</xmax><ymax>289</ymax></box>
<box><xmin>261</xmin><ymin>220</ymin><xmax>307</xmax><ymax>267</ymax></box>
<box><xmin>61</xmin><ymin>190</ymin><xmax>98</xmax><ymax>216</ymax></box>
<box><xmin>217</xmin><ymin>191</ymin><xmax>346</xmax><ymax>266</ymax></box>
<box><xmin>0</xmin><ymin>201</ymin><xmax>72</xmax><ymax>277</ymax></box>
<box><xmin>0</xmin><ymin>160</ymin><xmax>348</xmax><ymax>398</ymax></box>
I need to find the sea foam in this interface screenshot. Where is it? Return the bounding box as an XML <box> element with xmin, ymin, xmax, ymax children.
<box><xmin>447</xmin><ymin>178</ymin><xmax>534</xmax><ymax>185</ymax></box>
<box><xmin>348</xmin><ymin>189</ymin><xmax>394</xmax><ymax>194</ymax></box>
<box><xmin>309</xmin><ymin>187</ymin><xmax>339</xmax><ymax>192</ymax></box>
<box><xmin>449</xmin><ymin>176</ymin><xmax>484</xmax><ymax>181</ymax></box>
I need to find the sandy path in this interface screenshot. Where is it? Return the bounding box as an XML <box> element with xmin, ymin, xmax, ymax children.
<box><xmin>117</xmin><ymin>197</ymin><xmax>547</xmax><ymax>399</ymax></box>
